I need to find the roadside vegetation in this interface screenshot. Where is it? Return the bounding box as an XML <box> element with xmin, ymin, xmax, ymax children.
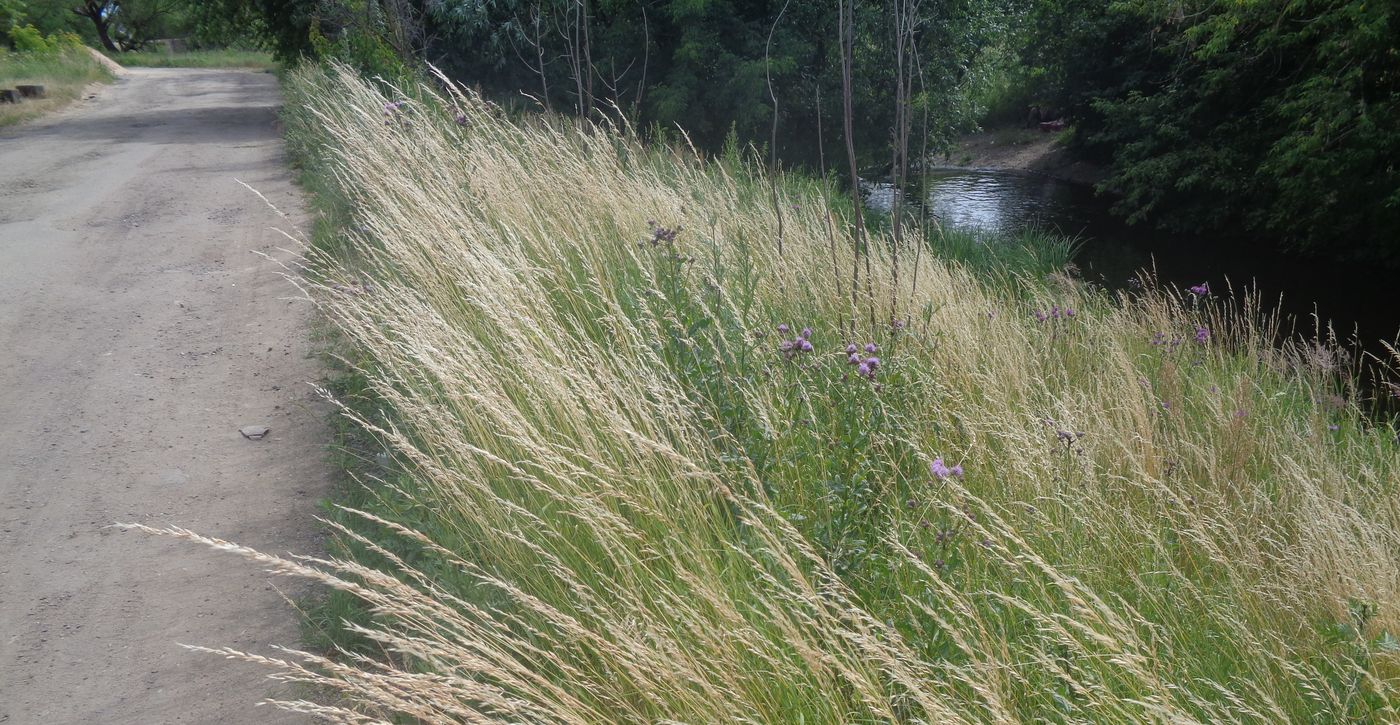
<box><xmin>0</xmin><ymin>33</ymin><xmax>111</xmax><ymax>126</ymax></box>
<box><xmin>138</xmin><ymin>61</ymin><xmax>1400</xmax><ymax>722</ymax></box>
<box><xmin>109</xmin><ymin>48</ymin><xmax>273</xmax><ymax>69</ymax></box>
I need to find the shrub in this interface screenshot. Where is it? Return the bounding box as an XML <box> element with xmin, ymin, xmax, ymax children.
<box><xmin>8</xmin><ymin>24</ymin><xmax>49</xmax><ymax>52</ymax></box>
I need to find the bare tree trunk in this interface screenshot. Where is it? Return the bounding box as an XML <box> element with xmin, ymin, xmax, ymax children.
<box><xmin>572</xmin><ymin>4</ymin><xmax>585</xmax><ymax>118</ymax></box>
<box><xmin>838</xmin><ymin>0</ymin><xmax>866</xmax><ymax>320</ymax></box>
<box><xmin>888</xmin><ymin>0</ymin><xmax>921</xmax><ymax>322</ymax></box>
<box><xmin>816</xmin><ymin>85</ymin><xmax>845</xmax><ymax>302</ymax></box>
<box><xmin>765</xmin><ymin>0</ymin><xmax>791</xmax><ymax>258</ymax></box>
<box><xmin>561</xmin><ymin>0</ymin><xmax>591</xmax><ymax>119</ymax></box>
<box><xmin>529</xmin><ymin>4</ymin><xmax>551</xmax><ymax>109</ymax></box>
<box><xmin>634</xmin><ymin>2</ymin><xmax>649</xmax><ymax>114</ymax></box>
<box><xmin>72</xmin><ymin>1</ymin><xmax>118</xmax><ymax>53</ymax></box>
<box><xmin>511</xmin><ymin>3</ymin><xmax>552</xmax><ymax>108</ymax></box>
<box><xmin>533</xmin><ymin>6</ymin><xmax>551</xmax><ymax>108</ymax></box>
<box><xmin>910</xmin><ymin>40</ymin><xmax>931</xmax><ymax>306</ymax></box>
<box><xmin>93</xmin><ymin>17</ymin><xmax>118</xmax><ymax>52</ymax></box>
<box><xmin>581</xmin><ymin>0</ymin><xmax>594</xmax><ymax>113</ymax></box>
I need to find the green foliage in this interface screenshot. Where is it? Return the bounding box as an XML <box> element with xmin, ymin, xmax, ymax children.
<box><xmin>15</xmin><ymin>0</ymin><xmax>99</xmax><ymax>44</ymax></box>
<box><xmin>7</xmin><ymin>23</ymin><xmax>82</xmax><ymax>53</ymax></box>
<box><xmin>0</xmin><ymin>0</ymin><xmax>24</xmax><ymax>36</ymax></box>
<box><xmin>1023</xmin><ymin>0</ymin><xmax>1400</xmax><ymax>265</ymax></box>
<box><xmin>184</xmin><ymin>0</ymin><xmax>266</xmax><ymax>48</ymax></box>
<box><xmin>113</xmin><ymin>48</ymin><xmax>274</xmax><ymax>67</ymax></box>
<box><xmin>211</xmin><ymin>0</ymin><xmax>1012</xmax><ymax>165</ymax></box>
<box><xmin>7</xmin><ymin>23</ymin><xmax>45</xmax><ymax>51</ymax></box>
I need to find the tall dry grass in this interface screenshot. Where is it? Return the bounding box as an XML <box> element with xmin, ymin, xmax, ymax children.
<box><xmin>141</xmin><ymin>62</ymin><xmax>1400</xmax><ymax>722</ymax></box>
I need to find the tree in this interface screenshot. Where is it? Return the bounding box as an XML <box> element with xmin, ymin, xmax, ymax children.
<box><xmin>1</xmin><ymin>0</ymin><xmax>26</xmax><ymax>36</ymax></box>
<box><xmin>70</xmin><ymin>0</ymin><xmax>117</xmax><ymax>50</ymax></box>
<box><xmin>1023</xmin><ymin>0</ymin><xmax>1400</xmax><ymax>265</ymax></box>
<box><xmin>70</xmin><ymin>0</ymin><xmax>184</xmax><ymax>51</ymax></box>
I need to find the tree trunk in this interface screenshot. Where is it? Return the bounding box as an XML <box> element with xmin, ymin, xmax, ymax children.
<box><xmin>95</xmin><ymin>20</ymin><xmax>117</xmax><ymax>52</ymax></box>
<box><xmin>72</xmin><ymin>2</ymin><xmax>119</xmax><ymax>53</ymax></box>
<box><xmin>838</xmin><ymin>0</ymin><xmax>868</xmax><ymax>320</ymax></box>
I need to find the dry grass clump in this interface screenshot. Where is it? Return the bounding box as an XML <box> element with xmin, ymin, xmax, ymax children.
<box><xmin>144</xmin><ymin>63</ymin><xmax>1400</xmax><ymax>722</ymax></box>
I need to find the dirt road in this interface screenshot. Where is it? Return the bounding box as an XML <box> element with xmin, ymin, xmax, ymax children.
<box><xmin>0</xmin><ymin>68</ymin><xmax>326</xmax><ymax>722</ymax></box>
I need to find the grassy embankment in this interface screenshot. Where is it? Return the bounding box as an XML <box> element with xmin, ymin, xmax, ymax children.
<box><xmin>109</xmin><ymin>49</ymin><xmax>275</xmax><ymax>70</ymax></box>
<box><xmin>0</xmin><ymin>47</ymin><xmax>113</xmax><ymax>126</ymax></box>
<box><xmin>155</xmin><ymin>63</ymin><xmax>1400</xmax><ymax>722</ymax></box>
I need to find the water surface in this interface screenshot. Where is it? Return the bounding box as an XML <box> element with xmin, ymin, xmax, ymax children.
<box><xmin>917</xmin><ymin>168</ymin><xmax>1400</xmax><ymax>352</ymax></box>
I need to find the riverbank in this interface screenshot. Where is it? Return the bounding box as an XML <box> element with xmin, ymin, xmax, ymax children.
<box><xmin>940</xmin><ymin>126</ymin><xmax>1106</xmax><ymax>186</ymax></box>
<box><xmin>166</xmin><ymin>62</ymin><xmax>1400</xmax><ymax>722</ymax></box>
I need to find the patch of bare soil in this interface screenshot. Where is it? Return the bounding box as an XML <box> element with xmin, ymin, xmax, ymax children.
<box><xmin>941</xmin><ymin>127</ymin><xmax>1107</xmax><ymax>186</ymax></box>
<box><xmin>86</xmin><ymin>47</ymin><xmax>127</xmax><ymax>75</ymax></box>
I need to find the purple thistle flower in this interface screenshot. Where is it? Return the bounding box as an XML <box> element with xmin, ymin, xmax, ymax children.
<box><xmin>1188</xmin><ymin>282</ymin><xmax>1210</xmax><ymax>296</ymax></box>
<box><xmin>779</xmin><ymin>340</ymin><xmax>794</xmax><ymax>352</ymax></box>
<box><xmin>777</xmin><ymin>323</ymin><xmax>790</xmax><ymax>335</ymax></box>
<box><xmin>800</xmin><ymin>327</ymin><xmax>812</xmax><ymax>340</ymax></box>
<box><xmin>1194</xmin><ymin>326</ymin><xmax>1210</xmax><ymax>344</ymax></box>
<box><xmin>929</xmin><ymin>458</ymin><xmax>964</xmax><ymax>480</ymax></box>
<box><xmin>1065</xmin><ymin>308</ymin><xmax>1076</xmax><ymax>318</ymax></box>
<box><xmin>857</xmin><ymin>362</ymin><xmax>871</xmax><ymax>377</ymax></box>
<box><xmin>865</xmin><ymin>356</ymin><xmax>880</xmax><ymax>369</ymax></box>
<box><xmin>845</xmin><ymin>343</ymin><xmax>858</xmax><ymax>355</ymax></box>
<box><xmin>864</xmin><ymin>342</ymin><xmax>878</xmax><ymax>354</ymax></box>
<box><xmin>1034</xmin><ymin>310</ymin><xmax>1048</xmax><ymax>323</ymax></box>
<box><xmin>848</xmin><ymin>353</ymin><xmax>862</xmax><ymax>365</ymax></box>
<box><xmin>799</xmin><ymin>339</ymin><xmax>813</xmax><ymax>353</ymax></box>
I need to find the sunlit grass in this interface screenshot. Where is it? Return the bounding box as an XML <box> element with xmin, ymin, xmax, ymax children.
<box><xmin>0</xmin><ymin>48</ymin><xmax>113</xmax><ymax>127</ymax></box>
<box><xmin>110</xmin><ymin>49</ymin><xmax>276</xmax><ymax>69</ymax></box>
<box><xmin>147</xmin><ymin>62</ymin><xmax>1400</xmax><ymax>722</ymax></box>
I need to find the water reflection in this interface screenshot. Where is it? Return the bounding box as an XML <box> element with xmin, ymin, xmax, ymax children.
<box><xmin>913</xmin><ymin>168</ymin><xmax>1399</xmax><ymax>350</ymax></box>
<box><xmin>922</xmin><ymin>169</ymin><xmax>1095</xmax><ymax>237</ymax></box>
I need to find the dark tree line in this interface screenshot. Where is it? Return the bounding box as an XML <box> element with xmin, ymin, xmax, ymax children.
<box><xmin>4</xmin><ymin>0</ymin><xmax>266</xmax><ymax>51</ymax></box>
<box><xmin>39</xmin><ymin>0</ymin><xmax>1392</xmax><ymax>265</ymax></box>
<box><xmin>1019</xmin><ymin>0</ymin><xmax>1400</xmax><ymax>265</ymax></box>
<box><xmin>186</xmin><ymin>0</ymin><xmax>1012</xmax><ymax>170</ymax></box>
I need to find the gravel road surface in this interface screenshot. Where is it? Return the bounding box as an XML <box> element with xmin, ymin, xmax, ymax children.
<box><xmin>0</xmin><ymin>67</ymin><xmax>326</xmax><ymax>723</ymax></box>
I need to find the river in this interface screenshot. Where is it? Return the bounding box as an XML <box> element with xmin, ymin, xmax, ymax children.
<box><xmin>909</xmin><ymin>168</ymin><xmax>1400</xmax><ymax>356</ymax></box>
